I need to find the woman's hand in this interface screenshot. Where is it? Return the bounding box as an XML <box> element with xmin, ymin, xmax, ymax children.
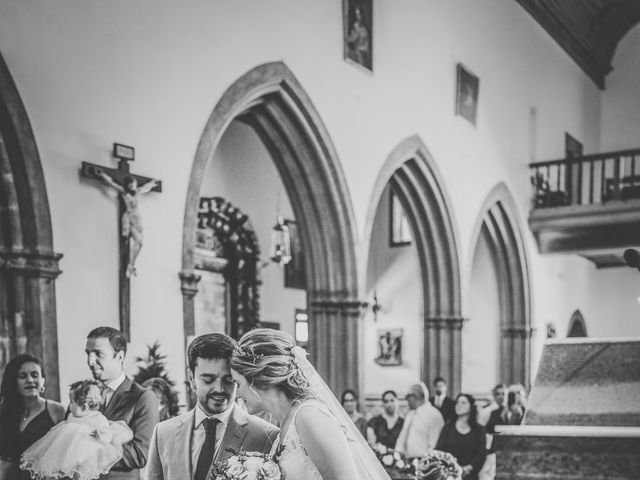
<box><xmin>462</xmin><ymin>464</ymin><xmax>473</xmax><ymax>477</ymax></box>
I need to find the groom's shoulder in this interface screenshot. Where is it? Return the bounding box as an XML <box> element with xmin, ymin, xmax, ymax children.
<box><xmin>155</xmin><ymin>409</ymin><xmax>193</xmax><ymax>436</ymax></box>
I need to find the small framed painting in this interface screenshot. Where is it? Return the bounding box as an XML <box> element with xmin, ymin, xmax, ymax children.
<box><xmin>455</xmin><ymin>63</ymin><xmax>479</xmax><ymax>126</ymax></box>
<box><xmin>375</xmin><ymin>328</ymin><xmax>403</xmax><ymax>366</ymax></box>
<box><xmin>343</xmin><ymin>0</ymin><xmax>373</xmax><ymax>72</ymax></box>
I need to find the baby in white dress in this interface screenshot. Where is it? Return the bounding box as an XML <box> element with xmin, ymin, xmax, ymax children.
<box><xmin>21</xmin><ymin>379</ymin><xmax>133</xmax><ymax>480</ymax></box>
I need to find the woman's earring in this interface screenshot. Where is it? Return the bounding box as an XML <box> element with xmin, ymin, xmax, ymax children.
<box><xmin>39</xmin><ymin>385</ymin><xmax>45</xmax><ymax>393</ymax></box>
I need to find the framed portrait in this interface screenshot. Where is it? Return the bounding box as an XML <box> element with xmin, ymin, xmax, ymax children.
<box><xmin>375</xmin><ymin>328</ymin><xmax>402</xmax><ymax>366</ymax></box>
<box><xmin>455</xmin><ymin>63</ymin><xmax>479</xmax><ymax>125</ymax></box>
<box><xmin>343</xmin><ymin>0</ymin><xmax>373</xmax><ymax>72</ymax></box>
<box><xmin>389</xmin><ymin>190</ymin><xmax>412</xmax><ymax>246</ymax></box>
<box><xmin>284</xmin><ymin>220</ymin><xmax>306</xmax><ymax>289</ymax></box>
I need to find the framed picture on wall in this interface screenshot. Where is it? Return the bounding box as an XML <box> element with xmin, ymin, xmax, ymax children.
<box><xmin>455</xmin><ymin>63</ymin><xmax>479</xmax><ymax>126</ymax></box>
<box><xmin>375</xmin><ymin>328</ymin><xmax>403</xmax><ymax>366</ymax></box>
<box><xmin>343</xmin><ymin>0</ymin><xmax>373</xmax><ymax>72</ymax></box>
<box><xmin>389</xmin><ymin>190</ymin><xmax>412</xmax><ymax>246</ymax></box>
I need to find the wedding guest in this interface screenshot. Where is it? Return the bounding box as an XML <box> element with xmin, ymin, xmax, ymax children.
<box><xmin>85</xmin><ymin>327</ymin><xmax>159</xmax><ymax>480</ymax></box>
<box><xmin>505</xmin><ymin>391</ymin><xmax>524</xmax><ymax>425</ymax></box>
<box><xmin>478</xmin><ymin>385</ymin><xmax>507</xmax><ymax>480</ymax></box>
<box><xmin>0</xmin><ymin>354</ymin><xmax>65</xmax><ymax>480</ymax></box>
<box><xmin>366</xmin><ymin>390</ymin><xmax>404</xmax><ymax>449</ymax></box>
<box><xmin>436</xmin><ymin>394</ymin><xmax>486</xmax><ymax>480</ymax></box>
<box><xmin>341</xmin><ymin>389</ymin><xmax>368</xmax><ymax>438</ymax></box>
<box><xmin>429</xmin><ymin>376</ymin><xmax>455</xmax><ymax>423</ymax></box>
<box><xmin>395</xmin><ymin>383</ymin><xmax>444</xmax><ymax>458</ymax></box>
<box><xmin>507</xmin><ymin>384</ymin><xmax>527</xmax><ymax>420</ymax></box>
<box><xmin>142</xmin><ymin>377</ymin><xmax>180</xmax><ymax>422</ymax></box>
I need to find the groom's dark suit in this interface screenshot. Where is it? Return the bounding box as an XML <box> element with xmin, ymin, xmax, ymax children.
<box><xmin>147</xmin><ymin>404</ymin><xmax>278</xmax><ymax>480</ymax></box>
<box><xmin>103</xmin><ymin>376</ymin><xmax>159</xmax><ymax>480</ymax></box>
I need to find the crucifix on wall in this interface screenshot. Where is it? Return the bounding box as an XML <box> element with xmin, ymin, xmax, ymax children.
<box><xmin>81</xmin><ymin>143</ymin><xmax>162</xmax><ymax>339</ymax></box>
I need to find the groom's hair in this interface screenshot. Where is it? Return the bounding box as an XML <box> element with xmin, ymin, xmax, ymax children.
<box><xmin>187</xmin><ymin>333</ymin><xmax>239</xmax><ymax>373</ymax></box>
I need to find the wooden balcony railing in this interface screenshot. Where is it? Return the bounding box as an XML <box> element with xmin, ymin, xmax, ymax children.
<box><xmin>530</xmin><ymin>148</ymin><xmax>640</xmax><ymax>209</ymax></box>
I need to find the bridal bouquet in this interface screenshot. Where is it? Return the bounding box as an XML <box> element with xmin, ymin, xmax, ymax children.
<box><xmin>415</xmin><ymin>450</ymin><xmax>462</xmax><ymax>480</ymax></box>
<box><xmin>209</xmin><ymin>450</ymin><xmax>283</xmax><ymax>480</ymax></box>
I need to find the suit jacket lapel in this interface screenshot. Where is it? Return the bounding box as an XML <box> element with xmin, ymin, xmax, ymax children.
<box><xmin>103</xmin><ymin>376</ymin><xmax>132</xmax><ymax>418</ymax></box>
<box><xmin>176</xmin><ymin>409</ymin><xmax>195</xmax><ymax>479</ymax></box>
<box><xmin>214</xmin><ymin>405</ymin><xmax>248</xmax><ymax>462</ymax></box>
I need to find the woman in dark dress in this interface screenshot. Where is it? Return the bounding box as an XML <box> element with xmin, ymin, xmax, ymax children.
<box><xmin>0</xmin><ymin>354</ymin><xmax>65</xmax><ymax>480</ymax></box>
<box><xmin>366</xmin><ymin>390</ymin><xmax>404</xmax><ymax>449</ymax></box>
<box><xmin>435</xmin><ymin>394</ymin><xmax>486</xmax><ymax>480</ymax></box>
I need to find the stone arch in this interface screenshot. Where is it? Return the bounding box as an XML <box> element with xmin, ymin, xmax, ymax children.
<box><xmin>363</xmin><ymin>135</ymin><xmax>463</xmax><ymax>392</ymax></box>
<box><xmin>468</xmin><ymin>182</ymin><xmax>532</xmax><ymax>387</ymax></box>
<box><xmin>0</xmin><ymin>53</ymin><xmax>62</xmax><ymax>396</ymax></box>
<box><xmin>181</xmin><ymin>62</ymin><xmax>359</xmax><ymax>394</ymax></box>
<box><xmin>567</xmin><ymin>310</ymin><xmax>587</xmax><ymax>337</ymax></box>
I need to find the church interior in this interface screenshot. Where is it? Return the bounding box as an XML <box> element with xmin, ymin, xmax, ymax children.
<box><xmin>1</xmin><ymin>0</ymin><xmax>639</xmax><ymax>449</ymax></box>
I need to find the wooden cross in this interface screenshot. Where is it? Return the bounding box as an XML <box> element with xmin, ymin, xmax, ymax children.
<box><xmin>81</xmin><ymin>143</ymin><xmax>162</xmax><ymax>340</ymax></box>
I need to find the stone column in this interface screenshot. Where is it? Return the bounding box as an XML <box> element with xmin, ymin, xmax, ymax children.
<box><xmin>423</xmin><ymin>316</ymin><xmax>465</xmax><ymax>394</ymax></box>
<box><xmin>308</xmin><ymin>297</ymin><xmax>363</xmax><ymax>397</ymax></box>
<box><xmin>179</xmin><ymin>270</ymin><xmax>201</xmax><ymax>338</ymax></box>
<box><xmin>0</xmin><ymin>248</ymin><xmax>62</xmax><ymax>399</ymax></box>
<box><xmin>500</xmin><ymin>326</ymin><xmax>533</xmax><ymax>387</ymax></box>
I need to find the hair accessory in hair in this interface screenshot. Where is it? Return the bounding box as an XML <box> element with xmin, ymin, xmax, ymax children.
<box><xmin>415</xmin><ymin>450</ymin><xmax>462</xmax><ymax>480</ymax></box>
<box><xmin>240</xmin><ymin>346</ymin><xmax>264</xmax><ymax>364</ymax></box>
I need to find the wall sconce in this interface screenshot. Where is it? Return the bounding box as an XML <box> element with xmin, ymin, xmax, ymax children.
<box><xmin>269</xmin><ymin>215</ymin><xmax>292</xmax><ymax>265</ymax></box>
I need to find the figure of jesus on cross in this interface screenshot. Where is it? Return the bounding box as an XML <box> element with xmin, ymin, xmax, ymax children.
<box><xmin>94</xmin><ymin>170</ymin><xmax>159</xmax><ymax>277</ymax></box>
<box><xmin>81</xmin><ymin>143</ymin><xmax>162</xmax><ymax>338</ymax></box>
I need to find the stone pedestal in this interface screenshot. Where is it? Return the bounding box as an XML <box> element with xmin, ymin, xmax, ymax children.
<box><xmin>494</xmin><ymin>338</ymin><xmax>640</xmax><ymax>479</ymax></box>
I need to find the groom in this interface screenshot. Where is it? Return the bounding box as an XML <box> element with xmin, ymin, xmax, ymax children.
<box><xmin>147</xmin><ymin>333</ymin><xmax>279</xmax><ymax>480</ymax></box>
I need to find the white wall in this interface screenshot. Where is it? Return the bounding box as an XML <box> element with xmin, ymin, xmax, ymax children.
<box><xmin>464</xmin><ymin>229</ymin><xmax>500</xmax><ymax>394</ymax></box>
<box><xmin>0</xmin><ymin>0</ymin><xmax>637</xmax><ymax>398</ymax></box>
<box><xmin>200</xmin><ymin>121</ymin><xmax>306</xmax><ymax>335</ymax></box>
<box><xmin>363</xmin><ymin>187</ymin><xmax>421</xmax><ymax>396</ymax></box>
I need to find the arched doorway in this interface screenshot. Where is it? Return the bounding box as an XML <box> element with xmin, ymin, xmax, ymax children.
<box><xmin>0</xmin><ymin>53</ymin><xmax>62</xmax><ymax>396</ymax></box>
<box><xmin>467</xmin><ymin>183</ymin><xmax>531</xmax><ymax>389</ymax></box>
<box><xmin>567</xmin><ymin>310</ymin><xmax>587</xmax><ymax>337</ymax></box>
<box><xmin>181</xmin><ymin>62</ymin><xmax>359</xmax><ymax>394</ymax></box>
<box><xmin>364</xmin><ymin>135</ymin><xmax>462</xmax><ymax>392</ymax></box>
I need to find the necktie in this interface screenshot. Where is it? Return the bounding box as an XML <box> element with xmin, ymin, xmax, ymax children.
<box><xmin>194</xmin><ymin>417</ymin><xmax>219</xmax><ymax>480</ymax></box>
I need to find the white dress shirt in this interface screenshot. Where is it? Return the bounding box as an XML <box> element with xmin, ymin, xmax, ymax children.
<box><xmin>191</xmin><ymin>404</ymin><xmax>233</xmax><ymax>474</ymax></box>
<box><xmin>103</xmin><ymin>372</ymin><xmax>127</xmax><ymax>406</ymax></box>
<box><xmin>395</xmin><ymin>402</ymin><xmax>444</xmax><ymax>457</ymax></box>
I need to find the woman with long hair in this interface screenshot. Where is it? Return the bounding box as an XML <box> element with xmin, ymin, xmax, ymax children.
<box><xmin>340</xmin><ymin>389</ymin><xmax>367</xmax><ymax>438</ymax></box>
<box><xmin>0</xmin><ymin>354</ymin><xmax>65</xmax><ymax>480</ymax></box>
<box><xmin>142</xmin><ymin>377</ymin><xmax>180</xmax><ymax>421</ymax></box>
<box><xmin>230</xmin><ymin>328</ymin><xmax>390</xmax><ymax>480</ymax></box>
<box><xmin>435</xmin><ymin>394</ymin><xmax>486</xmax><ymax>480</ymax></box>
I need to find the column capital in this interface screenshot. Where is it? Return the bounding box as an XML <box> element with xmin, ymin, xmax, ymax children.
<box><xmin>179</xmin><ymin>270</ymin><xmax>201</xmax><ymax>297</ymax></box>
<box><xmin>0</xmin><ymin>248</ymin><xmax>63</xmax><ymax>279</ymax></box>
<box><xmin>309</xmin><ymin>291</ymin><xmax>366</xmax><ymax>316</ymax></box>
<box><xmin>501</xmin><ymin>326</ymin><xmax>534</xmax><ymax>338</ymax></box>
<box><xmin>424</xmin><ymin>315</ymin><xmax>466</xmax><ymax>330</ymax></box>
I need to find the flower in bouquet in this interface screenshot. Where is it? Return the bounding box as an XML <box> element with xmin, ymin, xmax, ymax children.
<box><xmin>415</xmin><ymin>450</ymin><xmax>462</xmax><ymax>480</ymax></box>
<box><xmin>209</xmin><ymin>449</ymin><xmax>283</xmax><ymax>480</ymax></box>
<box><xmin>373</xmin><ymin>443</ymin><xmax>412</xmax><ymax>473</ymax></box>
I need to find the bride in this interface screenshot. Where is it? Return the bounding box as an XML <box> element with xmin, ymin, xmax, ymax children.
<box><xmin>230</xmin><ymin>328</ymin><xmax>390</xmax><ymax>480</ymax></box>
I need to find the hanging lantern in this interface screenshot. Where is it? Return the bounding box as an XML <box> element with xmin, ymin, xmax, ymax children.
<box><xmin>269</xmin><ymin>216</ymin><xmax>292</xmax><ymax>265</ymax></box>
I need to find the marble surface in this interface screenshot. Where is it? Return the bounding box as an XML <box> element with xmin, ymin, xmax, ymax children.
<box><xmin>525</xmin><ymin>338</ymin><xmax>640</xmax><ymax>427</ymax></box>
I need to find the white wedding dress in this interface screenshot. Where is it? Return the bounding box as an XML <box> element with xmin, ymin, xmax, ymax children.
<box><xmin>270</xmin><ymin>400</ymin><xmax>324</xmax><ymax>480</ymax></box>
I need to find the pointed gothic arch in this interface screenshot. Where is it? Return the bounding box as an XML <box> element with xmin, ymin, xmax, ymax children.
<box><xmin>181</xmin><ymin>62</ymin><xmax>359</xmax><ymax>394</ymax></box>
<box><xmin>468</xmin><ymin>182</ymin><xmax>532</xmax><ymax>387</ymax></box>
<box><xmin>0</xmin><ymin>52</ymin><xmax>62</xmax><ymax>396</ymax></box>
<box><xmin>567</xmin><ymin>310</ymin><xmax>587</xmax><ymax>337</ymax></box>
<box><xmin>364</xmin><ymin>135</ymin><xmax>463</xmax><ymax>392</ymax></box>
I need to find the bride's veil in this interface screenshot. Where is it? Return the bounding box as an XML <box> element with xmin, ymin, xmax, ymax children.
<box><xmin>292</xmin><ymin>347</ymin><xmax>391</xmax><ymax>480</ymax></box>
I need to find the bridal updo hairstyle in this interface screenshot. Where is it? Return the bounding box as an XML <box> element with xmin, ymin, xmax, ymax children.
<box><xmin>231</xmin><ymin>328</ymin><xmax>314</xmax><ymax>401</ymax></box>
